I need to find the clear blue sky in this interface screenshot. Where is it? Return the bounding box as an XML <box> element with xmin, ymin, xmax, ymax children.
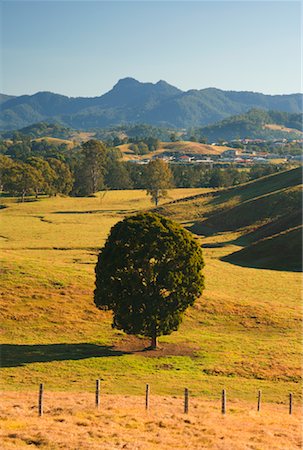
<box><xmin>1</xmin><ymin>1</ymin><xmax>301</xmax><ymax>97</ymax></box>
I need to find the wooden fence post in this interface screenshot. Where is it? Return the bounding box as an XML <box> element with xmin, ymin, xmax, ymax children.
<box><xmin>184</xmin><ymin>388</ymin><xmax>189</xmax><ymax>414</ymax></box>
<box><xmin>38</xmin><ymin>383</ymin><xmax>44</xmax><ymax>417</ymax></box>
<box><xmin>289</xmin><ymin>393</ymin><xmax>293</xmax><ymax>415</ymax></box>
<box><xmin>257</xmin><ymin>390</ymin><xmax>262</xmax><ymax>412</ymax></box>
<box><xmin>145</xmin><ymin>384</ymin><xmax>150</xmax><ymax>411</ymax></box>
<box><xmin>221</xmin><ymin>389</ymin><xmax>226</xmax><ymax>415</ymax></box>
<box><xmin>95</xmin><ymin>379</ymin><xmax>100</xmax><ymax>408</ymax></box>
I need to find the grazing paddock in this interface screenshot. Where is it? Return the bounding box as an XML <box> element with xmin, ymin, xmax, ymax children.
<box><xmin>0</xmin><ymin>187</ymin><xmax>302</xmax><ymax>449</ymax></box>
<box><xmin>0</xmin><ymin>391</ymin><xmax>301</xmax><ymax>449</ymax></box>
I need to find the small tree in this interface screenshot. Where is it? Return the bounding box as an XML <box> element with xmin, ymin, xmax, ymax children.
<box><xmin>145</xmin><ymin>159</ymin><xmax>173</xmax><ymax>206</ymax></box>
<box><xmin>94</xmin><ymin>213</ymin><xmax>205</xmax><ymax>349</ymax></box>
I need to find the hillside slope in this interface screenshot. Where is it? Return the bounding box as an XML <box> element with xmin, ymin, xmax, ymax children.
<box><xmin>224</xmin><ymin>226</ymin><xmax>302</xmax><ymax>271</ymax></box>
<box><xmin>118</xmin><ymin>140</ymin><xmax>228</xmax><ymax>160</ymax></box>
<box><xmin>200</xmin><ymin>109</ymin><xmax>303</xmax><ymax>141</ymax></box>
<box><xmin>157</xmin><ymin>167</ymin><xmax>302</xmax><ymax>271</ymax></box>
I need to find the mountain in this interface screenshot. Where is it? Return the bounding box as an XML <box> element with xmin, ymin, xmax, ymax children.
<box><xmin>0</xmin><ymin>94</ymin><xmax>15</xmax><ymax>105</ymax></box>
<box><xmin>0</xmin><ymin>78</ymin><xmax>302</xmax><ymax>130</ymax></box>
<box><xmin>199</xmin><ymin>109</ymin><xmax>303</xmax><ymax>141</ymax></box>
<box><xmin>156</xmin><ymin>167</ymin><xmax>302</xmax><ymax>271</ymax></box>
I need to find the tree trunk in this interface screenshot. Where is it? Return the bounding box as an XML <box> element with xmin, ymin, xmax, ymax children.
<box><xmin>150</xmin><ymin>333</ymin><xmax>157</xmax><ymax>349</ymax></box>
<box><xmin>155</xmin><ymin>191</ymin><xmax>159</xmax><ymax>207</ymax></box>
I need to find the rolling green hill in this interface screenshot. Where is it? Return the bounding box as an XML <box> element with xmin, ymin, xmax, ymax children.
<box><xmin>157</xmin><ymin>167</ymin><xmax>302</xmax><ymax>271</ymax></box>
<box><xmin>199</xmin><ymin>109</ymin><xmax>303</xmax><ymax>141</ymax></box>
<box><xmin>0</xmin><ymin>188</ymin><xmax>301</xmax><ymax>403</ymax></box>
<box><xmin>1</xmin><ymin>121</ymin><xmax>74</xmax><ymax>139</ymax></box>
<box><xmin>225</xmin><ymin>226</ymin><xmax>302</xmax><ymax>271</ymax></box>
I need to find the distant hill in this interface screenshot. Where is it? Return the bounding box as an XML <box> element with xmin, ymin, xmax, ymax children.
<box><xmin>1</xmin><ymin>121</ymin><xmax>73</xmax><ymax>139</ymax></box>
<box><xmin>118</xmin><ymin>140</ymin><xmax>228</xmax><ymax>161</ymax></box>
<box><xmin>157</xmin><ymin>167</ymin><xmax>302</xmax><ymax>271</ymax></box>
<box><xmin>199</xmin><ymin>109</ymin><xmax>303</xmax><ymax>141</ymax></box>
<box><xmin>0</xmin><ymin>78</ymin><xmax>302</xmax><ymax>130</ymax></box>
<box><xmin>0</xmin><ymin>121</ymin><xmax>97</xmax><ymax>145</ymax></box>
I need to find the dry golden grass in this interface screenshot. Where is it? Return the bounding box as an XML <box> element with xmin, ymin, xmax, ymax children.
<box><xmin>264</xmin><ymin>124</ymin><xmax>302</xmax><ymax>134</ymax></box>
<box><xmin>70</xmin><ymin>131</ymin><xmax>96</xmax><ymax>143</ymax></box>
<box><xmin>0</xmin><ymin>391</ymin><xmax>301</xmax><ymax>450</ymax></box>
<box><xmin>33</xmin><ymin>137</ymin><xmax>75</xmax><ymax>149</ymax></box>
<box><xmin>118</xmin><ymin>141</ymin><xmax>230</xmax><ymax>161</ymax></box>
<box><xmin>161</xmin><ymin>141</ymin><xmax>228</xmax><ymax>154</ymax></box>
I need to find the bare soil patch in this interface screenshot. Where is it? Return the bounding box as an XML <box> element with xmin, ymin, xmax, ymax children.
<box><xmin>113</xmin><ymin>335</ymin><xmax>200</xmax><ymax>357</ymax></box>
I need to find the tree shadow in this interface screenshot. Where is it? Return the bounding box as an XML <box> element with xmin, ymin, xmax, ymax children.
<box><xmin>0</xmin><ymin>343</ymin><xmax>129</xmax><ymax>368</ymax></box>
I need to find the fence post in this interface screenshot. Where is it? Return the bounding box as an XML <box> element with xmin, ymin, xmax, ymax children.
<box><xmin>221</xmin><ymin>389</ymin><xmax>226</xmax><ymax>415</ymax></box>
<box><xmin>184</xmin><ymin>388</ymin><xmax>189</xmax><ymax>414</ymax></box>
<box><xmin>95</xmin><ymin>379</ymin><xmax>100</xmax><ymax>408</ymax></box>
<box><xmin>289</xmin><ymin>393</ymin><xmax>293</xmax><ymax>415</ymax></box>
<box><xmin>257</xmin><ymin>390</ymin><xmax>262</xmax><ymax>412</ymax></box>
<box><xmin>145</xmin><ymin>384</ymin><xmax>150</xmax><ymax>411</ymax></box>
<box><xmin>38</xmin><ymin>383</ymin><xmax>44</xmax><ymax>417</ymax></box>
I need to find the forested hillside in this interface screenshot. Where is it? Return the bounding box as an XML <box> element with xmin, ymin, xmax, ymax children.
<box><xmin>1</xmin><ymin>78</ymin><xmax>302</xmax><ymax>130</ymax></box>
<box><xmin>198</xmin><ymin>109</ymin><xmax>303</xmax><ymax>141</ymax></box>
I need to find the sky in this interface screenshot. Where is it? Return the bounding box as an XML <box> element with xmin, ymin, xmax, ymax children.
<box><xmin>1</xmin><ymin>1</ymin><xmax>302</xmax><ymax>97</ymax></box>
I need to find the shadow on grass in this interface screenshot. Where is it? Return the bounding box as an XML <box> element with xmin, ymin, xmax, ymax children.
<box><xmin>185</xmin><ymin>221</ymin><xmax>215</xmax><ymax>237</ymax></box>
<box><xmin>221</xmin><ymin>254</ymin><xmax>302</xmax><ymax>272</ymax></box>
<box><xmin>1</xmin><ymin>343</ymin><xmax>129</xmax><ymax>368</ymax></box>
<box><xmin>53</xmin><ymin>209</ymin><xmax>133</xmax><ymax>215</ymax></box>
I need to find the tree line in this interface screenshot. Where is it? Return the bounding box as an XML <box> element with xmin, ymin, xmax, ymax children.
<box><xmin>0</xmin><ymin>137</ymin><xmax>284</xmax><ymax>202</ymax></box>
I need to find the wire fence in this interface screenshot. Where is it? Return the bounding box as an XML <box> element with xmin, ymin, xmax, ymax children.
<box><xmin>35</xmin><ymin>382</ymin><xmax>294</xmax><ymax>418</ymax></box>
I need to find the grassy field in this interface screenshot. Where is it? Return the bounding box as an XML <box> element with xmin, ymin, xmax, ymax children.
<box><xmin>0</xmin><ymin>185</ymin><xmax>301</xmax><ymax>402</ymax></box>
<box><xmin>1</xmin><ymin>392</ymin><xmax>301</xmax><ymax>449</ymax></box>
<box><xmin>0</xmin><ymin>184</ymin><xmax>301</xmax><ymax>448</ymax></box>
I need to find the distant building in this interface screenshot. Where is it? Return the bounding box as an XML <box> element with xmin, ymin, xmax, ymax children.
<box><xmin>178</xmin><ymin>155</ymin><xmax>192</xmax><ymax>163</ymax></box>
<box><xmin>221</xmin><ymin>149</ymin><xmax>241</xmax><ymax>158</ymax></box>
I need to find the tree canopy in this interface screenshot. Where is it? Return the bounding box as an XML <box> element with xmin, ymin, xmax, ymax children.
<box><xmin>145</xmin><ymin>159</ymin><xmax>173</xmax><ymax>206</ymax></box>
<box><xmin>74</xmin><ymin>140</ymin><xmax>107</xmax><ymax>196</ymax></box>
<box><xmin>94</xmin><ymin>212</ymin><xmax>205</xmax><ymax>348</ymax></box>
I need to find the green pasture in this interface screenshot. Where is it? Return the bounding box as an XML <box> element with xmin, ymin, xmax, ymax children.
<box><xmin>0</xmin><ymin>188</ymin><xmax>301</xmax><ymax>403</ymax></box>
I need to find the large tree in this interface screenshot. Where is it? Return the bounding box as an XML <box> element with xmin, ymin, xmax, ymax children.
<box><xmin>145</xmin><ymin>159</ymin><xmax>173</xmax><ymax>206</ymax></box>
<box><xmin>47</xmin><ymin>157</ymin><xmax>74</xmax><ymax>195</ymax></box>
<box><xmin>3</xmin><ymin>162</ymin><xmax>43</xmax><ymax>202</ymax></box>
<box><xmin>75</xmin><ymin>140</ymin><xmax>108</xmax><ymax>196</ymax></box>
<box><xmin>94</xmin><ymin>213</ymin><xmax>205</xmax><ymax>348</ymax></box>
<box><xmin>0</xmin><ymin>155</ymin><xmax>13</xmax><ymax>192</ymax></box>
<box><xmin>26</xmin><ymin>156</ymin><xmax>56</xmax><ymax>197</ymax></box>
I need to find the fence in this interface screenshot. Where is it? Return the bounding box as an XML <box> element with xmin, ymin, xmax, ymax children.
<box><xmin>37</xmin><ymin>382</ymin><xmax>294</xmax><ymax>418</ymax></box>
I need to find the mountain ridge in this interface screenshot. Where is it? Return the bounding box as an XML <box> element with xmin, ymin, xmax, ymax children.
<box><xmin>1</xmin><ymin>78</ymin><xmax>302</xmax><ymax>130</ymax></box>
